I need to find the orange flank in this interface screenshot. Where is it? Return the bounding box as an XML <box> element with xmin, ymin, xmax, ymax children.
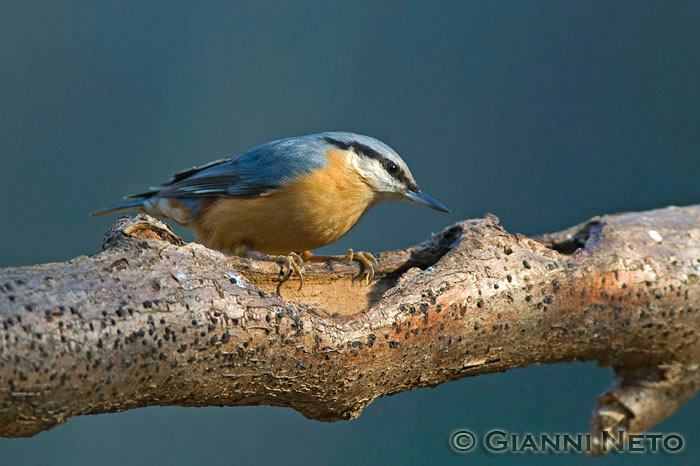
<box><xmin>194</xmin><ymin>148</ymin><xmax>377</xmax><ymax>255</ymax></box>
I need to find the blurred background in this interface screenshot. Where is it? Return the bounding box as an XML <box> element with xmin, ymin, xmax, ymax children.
<box><xmin>1</xmin><ymin>1</ymin><xmax>699</xmax><ymax>464</ymax></box>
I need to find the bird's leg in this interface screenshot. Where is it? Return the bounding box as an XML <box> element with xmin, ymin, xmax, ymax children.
<box><xmin>300</xmin><ymin>249</ymin><xmax>378</xmax><ymax>285</ymax></box>
<box><xmin>246</xmin><ymin>250</ymin><xmax>305</xmax><ymax>290</ymax></box>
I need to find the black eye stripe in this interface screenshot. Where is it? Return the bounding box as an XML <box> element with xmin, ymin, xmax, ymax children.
<box><xmin>323</xmin><ymin>136</ymin><xmax>418</xmax><ymax>191</ymax></box>
<box><xmin>323</xmin><ymin>137</ymin><xmax>382</xmax><ymax>161</ymax></box>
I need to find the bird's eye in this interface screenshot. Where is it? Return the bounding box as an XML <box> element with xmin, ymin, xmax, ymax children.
<box><xmin>385</xmin><ymin>161</ymin><xmax>398</xmax><ymax>175</ymax></box>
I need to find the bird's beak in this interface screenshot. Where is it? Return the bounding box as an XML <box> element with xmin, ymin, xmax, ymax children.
<box><xmin>405</xmin><ymin>190</ymin><xmax>450</xmax><ymax>213</ymax></box>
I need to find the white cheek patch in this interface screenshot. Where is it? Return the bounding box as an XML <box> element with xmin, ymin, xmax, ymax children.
<box><xmin>145</xmin><ymin>198</ymin><xmax>192</xmax><ymax>225</ymax></box>
<box><xmin>347</xmin><ymin>149</ymin><xmax>415</xmax><ymax>194</ymax></box>
<box><xmin>349</xmin><ymin>153</ymin><xmax>388</xmax><ymax>187</ymax></box>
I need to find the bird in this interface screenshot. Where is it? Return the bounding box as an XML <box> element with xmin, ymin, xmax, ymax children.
<box><xmin>93</xmin><ymin>131</ymin><xmax>449</xmax><ymax>286</ymax></box>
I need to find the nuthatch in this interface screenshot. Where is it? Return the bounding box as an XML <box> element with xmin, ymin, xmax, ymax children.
<box><xmin>93</xmin><ymin>132</ymin><xmax>449</xmax><ymax>285</ymax></box>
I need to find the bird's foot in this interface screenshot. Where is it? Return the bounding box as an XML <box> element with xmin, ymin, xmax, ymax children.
<box><xmin>301</xmin><ymin>249</ymin><xmax>378</xmax><ymax>285</ymax></box>
<box><xmin>274</xmin><ymin>252</ymin><xmax>305</xmax><ymax>289</ymax></box>
<box><xmin>248</xmin><ymin>251</ymin><xmax>305</xmax><ymax>289</ymax></box>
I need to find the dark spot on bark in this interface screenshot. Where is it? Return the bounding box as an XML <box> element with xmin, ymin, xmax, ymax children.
<box><xmin>546</xmin><ymin>220</ymin><xmax>602</xmax><ymax>254</ymax></box>
<box><xmin>389</xmin><ymin>341</ymin><xmax>400</xmax><ymax>348</ymax></box>
<box><xmin>523</xmin><ymin>260</ymin><xmax>531</xmax><ymax>269</ymax></box>
<box><xmin>367</xmin><ymin>334</ymin><xmax>376</xmax><ymax>347</ymax></box>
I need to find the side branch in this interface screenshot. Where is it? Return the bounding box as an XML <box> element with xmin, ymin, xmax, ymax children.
<box><xmin>1</xmin><ymin>206</ymin><xmax>699</xmax><ymax>446</ymax></box>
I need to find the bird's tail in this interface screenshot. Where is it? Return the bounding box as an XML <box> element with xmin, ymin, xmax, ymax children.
<box><xmin>90</xmin><ymin>199</ymin><xmax>147</xmax><ymax>217</ymax></box>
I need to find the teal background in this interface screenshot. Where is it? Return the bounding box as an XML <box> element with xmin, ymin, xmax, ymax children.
<box><xmin>1</xmin><ymin>1</ymin><xmax>699</xmax><ymax>464</ymax></box>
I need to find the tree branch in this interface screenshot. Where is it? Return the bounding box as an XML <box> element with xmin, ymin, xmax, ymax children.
<box><xmin>2</xmin><ymin>206</ymin><xmax>699</xmax><ymax>452</ymax></box>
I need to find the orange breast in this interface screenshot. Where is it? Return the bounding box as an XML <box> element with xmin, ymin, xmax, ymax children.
<box><xmin>194</xmin><ymin>148</ymin><xmax>376</xmax><ymax>255</ymax></box>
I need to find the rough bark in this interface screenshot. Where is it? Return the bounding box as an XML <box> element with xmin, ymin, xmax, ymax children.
<box><xmin>1</xmin><ymin>206</ymin><xmax>699</xmax><ymax>455</ymax></box>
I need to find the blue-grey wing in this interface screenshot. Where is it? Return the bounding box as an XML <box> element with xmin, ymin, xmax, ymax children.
<box><xmin>128</xmin><ymin>135</ymin><xmax>329</xmax><ymax>199</ymax></box>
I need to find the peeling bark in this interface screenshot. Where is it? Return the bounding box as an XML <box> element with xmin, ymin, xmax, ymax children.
<box><xmin>1</xmin><ymin>206</ymin><xmax>699</xmax><ymax>451</ymax></box>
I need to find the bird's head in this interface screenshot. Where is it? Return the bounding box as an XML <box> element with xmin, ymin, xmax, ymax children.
<box><xmin>321</xmin><ymin>132</ymin><xmax>450</xmax><ymax>213</ymax></box>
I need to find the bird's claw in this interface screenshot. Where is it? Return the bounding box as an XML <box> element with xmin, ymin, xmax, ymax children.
<box><xmin>343</xmin><ymin>249</ymin><xmax>377</xmax><ymax>285</ymax></box>
<box><xmin>296</xmin><ymin>249</ymin><xmax>378</xmax><ymax>286</ymax></box>
<box><xmin>276</xmin><ymin>252</ymin><xmax>304</xmax><ymax>290</ymax></box>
